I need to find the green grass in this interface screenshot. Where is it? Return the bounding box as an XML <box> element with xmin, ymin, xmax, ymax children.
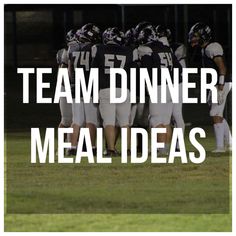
<box><xmin>4</xmin><ymin>126</ymin><xmax>232</xmax><ymax>232</ymax></box>
<box><xmin>5</xmin><ymin>214</ymin><xmax>232</xmax><ymax>232</ymax></box>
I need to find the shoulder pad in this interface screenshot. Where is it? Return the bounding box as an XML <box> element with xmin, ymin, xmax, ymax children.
<box><xmin>158</xmin><ymin>36</ymin><xmax>169</xmax><ymax>46</ymax></box>
<box><xmin>132</xmin><ymin>48</ymin><xmax>139</xmax><ymax>61</ymax></box>
<box><xmin>174</xmin><ymin>44</ymin><xmax>186</xmax><ymax>61</ymax></box>
<box><xmin>205</xmin><ymin>42</ymin><xmax>223</xmax><ymax>59</ymax></box>
<box><xmin>138</xmin><ymin>45</ymin><xmax>153</xmax><ymax>59</ymax></box>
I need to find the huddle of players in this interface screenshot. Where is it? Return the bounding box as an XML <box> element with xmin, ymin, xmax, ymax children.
<box><xmin>56</xmin><ymin>21</ymin><xmax>232</xmax><ymax>156</ymax></box>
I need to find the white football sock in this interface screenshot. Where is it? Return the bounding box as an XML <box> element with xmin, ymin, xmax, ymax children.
<box><xmin>165</xmin><ymin>143</ymin><xmax>170</xmax><ymax>152</ymax></box>
<box><xmin>66</xmin><ymin>133</ymin><xmax>71</xmax><ymax>142</ymax></box>
<box><xmin>173</xmin><ymin>113</ymin><xmax>185</xmax><ymax>150</ymax></box>
<box><xmin>213</xmin><ymin>123</ymin><xmax>225</xmax><ymax>149</ymax></box>
<box><xmin>175</xmin><ymin>125</ymin><xmax>185</xmax><ymax>150</ymax></box>
<box><xmin>223</xmin><ymin>119</ymin><xmax>232</xmax><ymax>146</ymax></box>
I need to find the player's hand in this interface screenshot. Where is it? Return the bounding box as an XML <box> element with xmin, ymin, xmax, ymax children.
<box><xmin>217</xmin><ymin>90</ymin><xmax>224</xmax><ymax>105</ymax></box>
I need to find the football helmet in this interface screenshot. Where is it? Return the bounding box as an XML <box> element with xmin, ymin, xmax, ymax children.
<box><xmin>79</xmin><ymin>23</ymin><xmax>101</xmax><ymax>43</ymax></box>
<box><xmin>66</xmin><ymin>29</ymin><xmax>76</xmax><ymax>43</ymax></box>
<box><xmin>188</xmin><ymin>22</ymin><xmax>212</xmax><ymax>47</ymax></box>
<box><xmin>75</xmin><ymin>28</ymin><xmax>82</xmax><ymax>43</ymax></box>
<box><xmin>137</xmin><ymin>27</ymin><xmax>157</xmax><ymax>45</ymax></box>
<box><xmin>124</xmin><ymin>28</ymin><xmax>136</xmax><ymax>46</ymax></box>
<box><xmin>134</xmin><ymin>21</ymin><xmax>154</xmax><ymax>39</ymax></box>
<box><xmin>102</xmin><ymin>27</ymin><xmax>124</xmax><ymax>45</ymax></box>
<box><xmin>156</xmin><ymin>25</ymin><xmax>172</xmax><ymax>42</ymax></box>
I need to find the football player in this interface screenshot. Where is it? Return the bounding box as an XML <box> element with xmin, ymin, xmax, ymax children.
<box><xmin>125</xmin><ymin>27</ymin><xmax>146</xmax><ymax>154</ymax></box>
<box><xmin>91</xmin><ymin>27</ymin><xmax>138</xmax><ymax>156</ymax></box>
<box><xmin>124</xmin><ymin>28</ymin><xmax>140</xmax><ymax>128</ymax></box>
<box><xmin>156</xmin><ymin>25</ymin><xmax>186</xmax><ymax>151</ymax></box>
<box><xmin>188</xmin><ymin>22</ymin><xmax>232</xmax><ymax>152</ymax></box>
<box><xmin>67</xmin><ymin>23</ymin><xmax>101</xmax><ymax>155</ymax></box>
<box><xmin>56</xmin><ymin>30</ymin><xmax>75</xmax><ymax>130</ymax></box>
<box><xmin>138</xmin><ymin>26</ymin><xmax>182</xmax><ymax>155</ymax></box>
<box><xmin>124</xmin><ymin>28</ymin><xmax>136</xmax><ymax>48</ymax></box>
<box><xmin>134</xmin><ymin>21</ymin><xmax>153</xmax><ymax>40</ymax></box>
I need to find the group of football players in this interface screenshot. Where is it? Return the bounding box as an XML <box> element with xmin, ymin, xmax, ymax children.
<box><xmin>56</xmin><ymin>21</ymin><xmax>232</xmax><ymax>156</ymax></box>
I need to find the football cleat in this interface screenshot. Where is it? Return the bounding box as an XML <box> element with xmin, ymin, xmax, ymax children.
<box><xmin>66</xmin><ymin>148</ymin><xmax>77</xmax><ymax>156</ymax></box>
<box><xmin>211</xmin><ymin>148</ymin><xmax>226</xmax><ymax>153</ymax></box>
<box><xmin>92</xmin><ymin>147</ymin><xmax>97</xmax><ymax>156</ymax></box>
<box><xmin>157</xmin><ymin>148</ymin><xmax>169</xmax><ymax>156</ymax></box>
<box><xmin>104</xmin><ymin>149</ymin><xmax>120</xmax><ymax>157</ymax></box>
<box><xmin>225</xmin><ymin>145</ymin><xmax>232</xmax><ymax>152</ymax></box>
<box><xmin>127</xmin><ymin>149</ymin><xmax>131</xmax><ymax>156</ymax></box>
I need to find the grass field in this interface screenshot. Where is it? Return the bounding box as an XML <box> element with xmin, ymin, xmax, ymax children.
<box><xmin>4</xmin><ymin>126</ymin><xmax>232</xmax><ymax>232</ymax></box>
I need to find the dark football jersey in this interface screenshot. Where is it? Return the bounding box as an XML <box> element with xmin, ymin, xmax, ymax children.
<box><xmin>201</xmin><ymin>42</ymin><xmax>231</xmax><ymax>83</ymax></box>
<box><xmin>138</xmin><ymin>40</ymin><xmax>182</xmax><ymax>85</ymax></box>
<box><xmin>91</xmin><ymin>43</ymin><xmax>138</xmax><ymax>90</ymax></box>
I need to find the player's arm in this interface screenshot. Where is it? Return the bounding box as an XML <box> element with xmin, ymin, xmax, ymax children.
<box><xmin>175</xmin><ymin>44</ymin><xmax>187</xmax><ymax>68</ymax></box>
<box><xmin>213</xmin><ymin>56</ymin><xmax>227</xmax><ymax>91</ymax></box>
<box><xmin>91</xmin><ymin>45</ymin><xmax>100</xmax><ymax>68</ymax></box>
<box><xmin>60</xmin><ymin>49</ymin><xmax>69</xmax><ymax>68</ymax></box>
<box><xmin>68</xmin><ymin>60</ymin><xmax>73</xmax><ymax>81</ymax></box>
<box><xmin>179</xmin><ymin>58</ymin><xmax>186</xmax><ymax>68</ymax></box>
<box><xmin>56</xmin><ymin>50</ymin><xmax>63</xmax><ymax>68</ymax></box>
<box><xmin>206</xmin><ymin>42</ymin><xmax>226</xmax><ymax>91</ymax></box>
<box><xmin>67</xmin><ymin>48</ymin><xmax>73</xmax><ymax>81</ymax></box>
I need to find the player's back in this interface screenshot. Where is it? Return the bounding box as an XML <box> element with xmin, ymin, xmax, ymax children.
<box><xmin>69</xmin><ymin>41</ymin><xmax>94</xmax><ymax>85</ymax></box>
<box><xmin>92</xmin><ymin>43</ymin><xmax>135</xmax><ymax>89</ymax></box>
<box><xmin>138</xmin><ymin>40</ymin><xmax>180</xmax><ymax>84</ymax></box>
<box><xmin>149</xmin><ymin>40</ymin><xmax>174</xmax><ymax>67</ymax></box>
